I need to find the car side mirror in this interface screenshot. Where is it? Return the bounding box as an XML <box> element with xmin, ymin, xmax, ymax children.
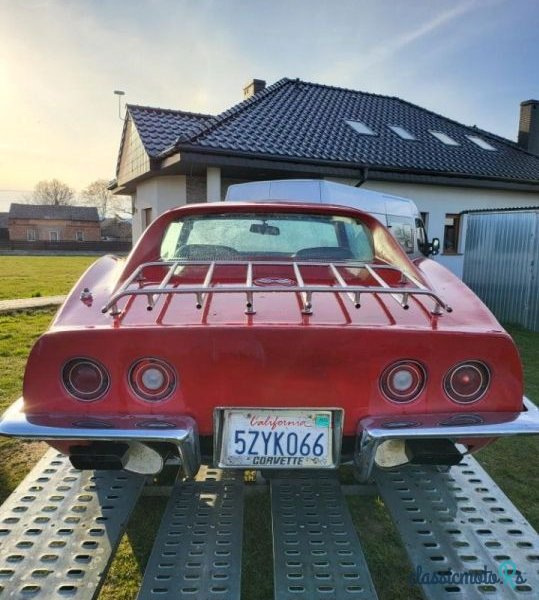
<box><xmin>429</xmin><ymin>238</ymin><xmax>440</xmax><ymax>256</ymax></box>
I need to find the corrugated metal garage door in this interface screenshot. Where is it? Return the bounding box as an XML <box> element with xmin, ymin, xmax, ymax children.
<box><xmin>462</xmin><ymin>210</ymin><xmax>539</xmax><ymax>332</ymax></box>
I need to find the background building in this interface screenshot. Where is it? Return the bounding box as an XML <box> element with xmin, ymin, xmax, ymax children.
<box><xmin>111</xmin><ymin>79</ymin><xmax>539</xmax><ymax>277</ymax></box>
<box><xmin>8</xmin><ymin>204</ymin><xmax>100</xmax><ymax>242</ymax></box>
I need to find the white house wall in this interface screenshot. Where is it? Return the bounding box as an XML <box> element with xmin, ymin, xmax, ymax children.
<box><xmin>333</xmin><ymin>178</ymin><xmax>539</xmax><ymax>278</ymax></box>
<box><xmin>133</xmin><ymin>176</ymin><xmax>187</xmax><ymax>239</ymax></box>
<box><xmin>131</xmin><ymin>173</ymin><xmax>539</xmax><ymax>278</ymax></box>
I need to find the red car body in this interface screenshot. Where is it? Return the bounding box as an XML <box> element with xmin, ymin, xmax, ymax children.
<box><xmin>1</xmin><ymin>200</ymin><xmax>538</xmax><ymax>479</ymax></box>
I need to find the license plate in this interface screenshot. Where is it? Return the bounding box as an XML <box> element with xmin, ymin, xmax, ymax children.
<box><xmin>218</xmin><ymin>409</ymin><xmax>334</xmax><ymax>468</ymax></box>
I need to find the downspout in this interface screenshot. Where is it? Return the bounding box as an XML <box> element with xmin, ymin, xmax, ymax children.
<box><xmin>354</xmin><ymin>167</ymin><xmax>369</xmax><ymax>188</ymax></box>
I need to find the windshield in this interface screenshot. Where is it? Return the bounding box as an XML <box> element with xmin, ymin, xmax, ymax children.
<box><xmin>160</xmin><ymin>212</ymin><xmax>374</xmax><ymax>262</ymax></box>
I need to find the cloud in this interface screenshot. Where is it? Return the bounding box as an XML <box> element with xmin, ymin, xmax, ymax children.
<box><xmin>0</xmin><ymin>0</ymin><xmax>534</xmax><ymax>189</ymax></box>
<box><xmin>369</xmin><ymin>1</ymin><xmax>480</xmax><ymax>63</ymax></box>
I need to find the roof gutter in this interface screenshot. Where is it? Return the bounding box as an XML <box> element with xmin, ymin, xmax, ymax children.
<box><xmin>160</xmin><ymin>148</ymin><xmax>367</xmax><ymax>180</ymax></box>
<box><xmin>159</xmin><ymin>145</ymin><xmax>539</xmax><ymax>193</ymax></box>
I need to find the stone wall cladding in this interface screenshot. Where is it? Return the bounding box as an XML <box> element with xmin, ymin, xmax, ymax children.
<box><xmin>186</xmin><ymin>176</ymin><xmax>207</xmax><ymax>204</ymax></box>
<box><xmin>185</xmin><ymin>176</ymin><xmax>252</xmax><ymax>203</ymax></box>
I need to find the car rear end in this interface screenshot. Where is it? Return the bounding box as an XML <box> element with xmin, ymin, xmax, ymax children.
<box><xmin>1</xmin><ymin>201</ymin><xmax>538</xmax><ymax>479</ymax></box>
<box><xmin>13</xmin><ymin>259</ymin><xmax>533</xmax><ymax>479</ymax></box>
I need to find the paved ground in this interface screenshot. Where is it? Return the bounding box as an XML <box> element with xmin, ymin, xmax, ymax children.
<box><xmin>0</xmin><ymin>295</ymin><xmax>66</xmax><ymax>313</ymax></box>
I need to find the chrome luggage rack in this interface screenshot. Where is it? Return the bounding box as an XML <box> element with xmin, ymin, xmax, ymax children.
<box><xmin>102</xmin><ymin>260</ymin><xmax>452</xmax><ymax>317</ymax></box>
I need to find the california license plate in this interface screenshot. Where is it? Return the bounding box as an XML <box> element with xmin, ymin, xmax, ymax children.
<box><xmin>218</xmin><ymin>409</ymin><xmax>334</xmax><ymax>468</ymax></box>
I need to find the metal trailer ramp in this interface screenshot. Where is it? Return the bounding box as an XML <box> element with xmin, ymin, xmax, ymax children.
<box><xmin>137</xmin><ymin>467</ymin><xmax>245</xmax><ymax>599</ymax></box>
<box><xmin>270</xmin><ymin>473</ymin><xmax>378</xmax><ymax>600</ymax></box>
<box><xmin>0</xmin><ymin>449</ymin><xmax>145</xmax><ymax>599</ymax></box>
<box><xmin>374</xmin><ymin>456</ymin><xmax>539</xmax><ymax>599</ymax></box>
<box><xmin>1</xmin><ymin>453</ymin><xmax>539</xmax><ymax>600</ymax></box>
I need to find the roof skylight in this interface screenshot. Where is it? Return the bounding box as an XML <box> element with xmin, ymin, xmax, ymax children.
<box><xmin>466</xmin><ymin>135</ymin><xmax>497</xmax><ymax>151</ymax></box>
<box><xmin>388</xmin><ymin>125</ymin><xmax>416</xmax><ymax>140</ymax></box>
<box><xmin>346</xmin><ymin>120</ymin><xmax>376</xmax><ymax>136</ymax></box>
<box><xmin>429</xmin><ymin>131</ymin><xmax>460</xmax><ymax>146</ymax></box>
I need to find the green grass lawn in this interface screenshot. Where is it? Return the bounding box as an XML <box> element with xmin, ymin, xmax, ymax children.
<box><xmin>0</xmin><ymin>310</ymin><xmax>54</xmax><ymax>502</ymax></box>
<box><xmin>0</xmin><ymin>256</ymin><xmax>97</xmax><ymax>300</ymax></box>
<box><xmin>0</xmin><ymin>307</ymin><xmax>537</xmax><ymax>600</ymax></box>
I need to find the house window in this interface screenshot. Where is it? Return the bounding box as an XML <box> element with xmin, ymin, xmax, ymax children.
<box><xmin>429</xmin><ymin>131</ymin><xmax>460</xmax><ymax>146</ymax></box>
<box><xmin>49</xmin><ymin>231</ymin><xmax>59</xmax><ymax>242</ymax></box>
<box><xmin>76</xmin><ymin>231</ymin><xmax>84</xmax><ymax>242</ymax></box>
<box><xmin>388</xmin><ymin>125</ymin><xmax>416</xmax><ymax>140</ymax></box>
<box><xmin>466</xmin><ymin>135</ymin><xmax>497</xmax><ymax>151</ymax></box>
<box><xmin>443</xmin><ymin>214</ymin><xmax>461</xmax><ymax>254</ymax></box>
<box><xmin>142</xmin><ymin>208</ymin><xmax>153</xmax><ymax>229</ymax></box>
<box><xmin>27</xmin><ymin>229</ymin><xmax>37</xmax><ymax>241</ymax></box>
<box><xmin>346</xmin><ymin>120</ymin><xmax>376</xmax><ymax>136</ymax></box>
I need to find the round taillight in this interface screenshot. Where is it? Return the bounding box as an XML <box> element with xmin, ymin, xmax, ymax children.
<box><xmin>129</xmin><ymin>358</ymin><xmax>176</xmax><ymax>402</ymax></box>
<box><xmin>444</xmin><ymin>361</ymin><xmax>490</xmax><ymax>404</ymax></box>
<box><xmin>62</xmin><ymin>358</ymin><xmax>110</xmax><ymax>401</ymax></box>
<box><xmin>380</xmin><ymin>360</ymin><xmax>426</xmax><ymax>403</ymax></box>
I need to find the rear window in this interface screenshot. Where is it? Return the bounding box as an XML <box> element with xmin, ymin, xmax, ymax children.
<box><xmin>160</xmin><ymin>212</ymin><xmax>374</xmax><ymax>262</ymax></box>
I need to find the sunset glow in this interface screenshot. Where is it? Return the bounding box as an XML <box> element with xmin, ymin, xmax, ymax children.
<box><xmin>0</xmin><ymin>0</ymin><xmax>537</xmax><ymax>206</ymax></box>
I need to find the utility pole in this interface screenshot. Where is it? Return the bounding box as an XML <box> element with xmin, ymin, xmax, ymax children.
<box><xmin>114</xmin><ymin>90</ymin><xmax>125</xmax><ymax>120</ymax></box>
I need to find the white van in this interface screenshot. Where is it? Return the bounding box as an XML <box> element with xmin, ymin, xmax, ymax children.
<box><xmin>225</xmin><ymin>179</ymin><xmax>438</xmax><ymax>257</ymax></box>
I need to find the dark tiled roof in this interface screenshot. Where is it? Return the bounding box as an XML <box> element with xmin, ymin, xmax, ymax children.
<box><xmin>147</xmin><ymin>78</ymin><xmax>539</xmax><ymax>183</ymax></box>
<box><xmin>127</xmin><ymin>105</ymin><xmax>213</xmax><ymax>157</ymax></box>
<box><xmin>9</xmin><ymin>204</ymin><xmax>99</xmax><ymax>222</ymax></box>
<box><xmin>0</xmin><ymin>212</ymin><xmax>8</xmax><ymax>228</ymax></box>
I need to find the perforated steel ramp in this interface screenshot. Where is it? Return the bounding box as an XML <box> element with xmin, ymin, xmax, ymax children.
<box><xmin>374</xmin><ymin>456</ymin><xmax>539</xmax><ymax>599</ymax></box>
<box><xmin>137</xmin><ymin>467</ymin><xmax>245</xmax><ymax>599</ymax></box>
<box><xmin>270</xmin><ymin>474</ymin><xmax>378</xmax><ymax>599</ymax></box>
<box><xmin>0</xmin><ymin>449</ymin><xmax>145</xmax><ymax>599</ymax></box>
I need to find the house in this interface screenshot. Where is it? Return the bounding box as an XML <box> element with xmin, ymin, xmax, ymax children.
<box><xmin>8</xmin><ymin>204</ymin><xmax>100</xmax><ymax>242</ymax></box>
<box><xmin>100</xmin><ymin>215</ymin><xmax>132</xmax><ymax>241</ymax></box>
<box><xmin>110</xmin><ymin>78</ymin><xmax>539</xmax><ymax>277</ymax></box>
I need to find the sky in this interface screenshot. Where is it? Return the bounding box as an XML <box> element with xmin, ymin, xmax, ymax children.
<box><xmin>0</xmin><ymin>0</ymin><xmax>538</xmax><ymax>210</ymax></box>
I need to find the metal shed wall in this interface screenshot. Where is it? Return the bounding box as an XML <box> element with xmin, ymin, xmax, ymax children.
<box><xmin>462</xmin><ymin>211</ymin><xmax>539</xmax><ymax>331</ymax></box>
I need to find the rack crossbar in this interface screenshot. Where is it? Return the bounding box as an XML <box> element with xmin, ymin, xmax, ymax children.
<box><xmin>292</xmin><ymin>262</ymin><xmax>312</xmax><ymax>314</ymax></box>
<box><xmin>330</xmin><ymin>263</ymin><xmax>361</xmax><ymax>308</ymax></box>
<box><xmin>103</xmin><ymin>260</ymin><xmax>452</xmax><ymax>317</ymax></box>
<box><xmin>365</xmin><ymin>263</ymin><xmax>409</xmax><ymax>310</ymax></box>
<box><xmin>196</xmin><ymin>261</ymin><xmax>215</xmax><ymax>309</ymax></box>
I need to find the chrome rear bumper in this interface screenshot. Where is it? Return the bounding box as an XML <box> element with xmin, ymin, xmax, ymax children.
<box><xmin>355</xmin><ymin>397</ymin><xmax>539</xmax><ymax>481</ymax></box>
<box><xmin>0</xmin><ymin>398</ymin><xmax>201</xmax><ymax>478</ymax></box>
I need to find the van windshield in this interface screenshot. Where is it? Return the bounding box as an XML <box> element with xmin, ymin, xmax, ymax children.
<box><xmin>160</xmin><ymin>212</ymin><xmax>374</xmax><ymax>262</ymax></box>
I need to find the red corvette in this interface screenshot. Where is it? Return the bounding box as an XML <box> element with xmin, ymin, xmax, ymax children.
<box><xmin>1</xmin><ymin>188</ymin><xmax>538</xmax><ymax>480</ymax></box>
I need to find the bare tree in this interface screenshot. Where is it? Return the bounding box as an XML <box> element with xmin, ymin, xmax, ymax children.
<box><xmin>29</xmin><ymin>179</ymin><xmax>75</xmax><ymax>205</ymax></box>
<box><xmin>80</xmin><ymin>179</ymin><xmax>130</xmax><ymax>219</ymax></box>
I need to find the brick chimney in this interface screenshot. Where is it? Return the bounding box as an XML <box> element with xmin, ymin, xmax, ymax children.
<box><xmin>243</xmin><ymin>79</ymin><xmax>266</xmax><ymax>99</ymax></box>
<box><xmin>518</xmin><ymin>99</ymin><xmax>539</xmax><ymax>155</ymax></box>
